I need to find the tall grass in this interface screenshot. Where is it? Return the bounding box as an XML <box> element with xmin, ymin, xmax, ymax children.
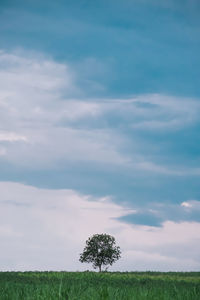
<box><xmin>0</xmin><ymin>271</ymin><xmax>199</xmax><ymax>299</ymax></box>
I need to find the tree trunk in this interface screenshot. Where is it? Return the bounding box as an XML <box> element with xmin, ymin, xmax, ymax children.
<box><xmin>99</xmin><ymin>265</ymin><xmax>102</xmax><ymax>272</ymax></box>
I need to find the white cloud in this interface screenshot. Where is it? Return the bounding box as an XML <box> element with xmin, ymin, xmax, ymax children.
<box><xmin>0</xmin><ymin>50</ymin><xmax>127</xmax><ymax>168</ymax></box>
<box><xmin>0</xmin><ymin>181</ymin><xmax>200</xmax><ymax>271</ymax></box>
<box><xmin>0</xmin><ymin>131</ymin><xmax>28</xmax><ymax>142</ymax></box>
<box><xmin>0</xmin><ymin>49</ymin><xmax>200</xmax><ymax>175</ymax></box>
<box><xmin>181</xmin><ymin>200</ymin><xmax>200</xmax><ymax>210</ymax></box>
<box><xmin>181</xmin><ymin>201</ymin><xmax>192</xmax><ymax>208</ymax></box>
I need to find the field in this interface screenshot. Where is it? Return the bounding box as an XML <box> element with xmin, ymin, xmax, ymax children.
<box><xmin>0</xmin><ymin>271</ymin><xmax>200</xmax><ymax>300</ymax></box>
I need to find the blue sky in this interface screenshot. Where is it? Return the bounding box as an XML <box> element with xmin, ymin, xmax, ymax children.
<box><xmin>0</xmin><ymin>0</ymin><xmax>200</xmax><ymax>271</ymax></box>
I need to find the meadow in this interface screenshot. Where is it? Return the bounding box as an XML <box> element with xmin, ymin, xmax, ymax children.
<box><xmin>0</xmin><ymin>271</ymin><xmax>199</xmax><ymax>300</ymax></box>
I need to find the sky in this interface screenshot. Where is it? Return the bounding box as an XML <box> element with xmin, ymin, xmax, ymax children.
<box><xmin>0</xmin><ymin>0</ymin><xmax>200</xmax><ymax>271</ymax></box>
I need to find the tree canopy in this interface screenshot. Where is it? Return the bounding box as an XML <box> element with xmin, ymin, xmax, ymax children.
<box><xmin>79</xmin><ymin>233</ymin><xmax>121</xmax><ymax>272</ymax></box>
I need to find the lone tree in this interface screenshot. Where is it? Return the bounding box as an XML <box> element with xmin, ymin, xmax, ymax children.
<box><xmin>79</xmin><ymin>233</ymin><xmax>121</xmax><ymax>272</ymax></box>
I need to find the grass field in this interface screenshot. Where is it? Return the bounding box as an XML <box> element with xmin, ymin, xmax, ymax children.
<box><xmin>0</xmin><ymin>271</ymin><xmax>199</xmax><ymax>300</ymax></box>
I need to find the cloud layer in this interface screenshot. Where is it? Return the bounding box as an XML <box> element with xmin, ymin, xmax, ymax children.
<box><xmin>0</xmin><ymin>181</ymin><xmax>200</xmax><ymax>271</ymax></box>
<box><xmin>0</xmin><ymin>49</ymin><xmax>200</xmax><ymax>231</ymax></box>
<box><xmin>0</xmin><ymin>50</ymin><xmax>128</xmax><ymax>168</ymax></box>
<box><xmin>1</xmin><ymin>50</ymin><xmax>200</xmax><ymax>175</ymax></box>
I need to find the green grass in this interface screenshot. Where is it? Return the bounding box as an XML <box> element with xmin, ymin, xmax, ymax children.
<box><xmin>0</xmin><ymin>271</ymin><xmax>199</xmax><ymax>299</ymax></box>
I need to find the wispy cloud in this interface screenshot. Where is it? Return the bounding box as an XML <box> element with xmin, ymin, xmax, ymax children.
<box><xmin>0</xmin><ymin>49</ymin><xmax>200</xmax><ymax>176</ymax></box>
<box><xmin>101</xmin><ymin>94</ymin><xmax>200</xmax><ymax>131</ymax></box>
<box><xmin>120</xmin><ymin>199</ymin><xmax>200</xmax><ymax>227</ymax></box>
<box><xmin>136</xmin><ymin>161</ymin><xmax>200</xmax><ymax>176</ymax></box>
<box><xmin>181</xmin><ymin>200</ymin><xmax>200</xmax><ymax>211</ymax></box>
<box><xmin>0</xmin><ymin>50</ymin><xmax>127</xmax><ymax>168</ymax></box>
